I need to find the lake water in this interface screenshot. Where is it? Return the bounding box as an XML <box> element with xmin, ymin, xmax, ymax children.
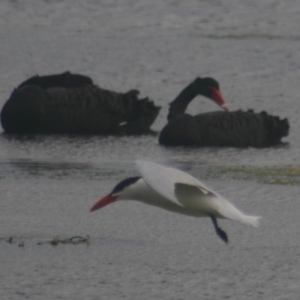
<box><xmin>1</xmin><ymin>1</ymin><xmax>300</xmax><ymax>299</ymax></box>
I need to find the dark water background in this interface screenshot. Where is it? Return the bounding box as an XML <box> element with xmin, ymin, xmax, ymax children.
<box><xmin>1</xmin><ymin>1</ymin><xmax>300</xmax><ymax>299</ymax></box>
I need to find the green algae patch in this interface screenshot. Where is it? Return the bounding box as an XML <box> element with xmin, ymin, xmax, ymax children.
<box><xmin>0</xmin><ymin>235</ymin><xmax>91</xmax><ymax>247</ymax></box>
<box><xmin>48</xmin><ymin>235</ymin><xmax>90</xmax><ymax>246</ymax></box>
<box><xmin>218</xmin><ymin>166</ymin><xmax>300</xmax><ymax>185</ymax></box>
<box><xmin>0</xmin><ymin>236</ymin><xmax>25</xmax><ymax>247</ymax></box>
<box><xmin>202</xmin><ymin>34</ymin><xmax>300</xmax><ymax>41</ymax></box>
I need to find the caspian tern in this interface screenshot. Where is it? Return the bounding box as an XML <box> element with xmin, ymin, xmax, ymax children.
<box><xmin>90</xmin><ymin>161</ymin><xmax>261</xmax><ymax>244</ymax></box>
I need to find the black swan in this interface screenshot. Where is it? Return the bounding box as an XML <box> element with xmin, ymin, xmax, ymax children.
<box><xmin>159</xmin><ymin>77</ymin><xmax>289</xmax><ymax>147</ymax></box>
<box><xmin>1</xmin><ymin>72</ymin><xmax>161</xmax><ymax>135</ymax></box>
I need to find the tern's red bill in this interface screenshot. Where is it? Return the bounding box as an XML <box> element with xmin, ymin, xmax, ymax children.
<box><xmin>90</xmin><ymin>194</ymin><xmax>118</xmax><ymax>212</ymax></box>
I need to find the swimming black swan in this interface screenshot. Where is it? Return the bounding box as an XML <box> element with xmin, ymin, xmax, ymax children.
<box><xmin>159</xmin><ymin>77</ymin><xmax>289</xmax><ymax>147</ymax></box>
<box><xmin>1</xmin><ymin>72</ymin><xmax>161</xmax><ymax>135</ymax></box>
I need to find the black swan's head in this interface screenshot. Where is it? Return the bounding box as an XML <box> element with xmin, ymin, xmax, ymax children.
<box><xmin>193</xmin><ymin>77</ymin><xmax>229</xmax><ymax>111</ymax></box>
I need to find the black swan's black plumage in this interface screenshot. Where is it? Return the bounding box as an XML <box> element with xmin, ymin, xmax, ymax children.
<box><xmin>17</xmin><ymin>71</ymin><xmax>94</xmax><ymax>89</ymax></box>
<box><xmin>1</xmin><ymin>72</ymin><xmax>161</xmax><ymax>135</ymax></box>
<box><xmin>159</xmin><ymin>77</ymin><xmax>289</xmax><ymax>147</ymax></box>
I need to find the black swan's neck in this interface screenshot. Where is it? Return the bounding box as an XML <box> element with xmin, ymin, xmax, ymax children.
<box><xmin>167</xmin><ymin>82</ymin><xmax>199</xmax><ymax>121</ymax></box>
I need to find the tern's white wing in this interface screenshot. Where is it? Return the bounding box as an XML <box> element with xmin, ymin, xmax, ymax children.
<box><xmin>136</xmin><ymin>160</ymin><xmax>261</xmax><ymax>226</ymax></box>
<box><xmin>136</xmin><ymin>160</ymin><xmax>218</xmax><ymax>206</ymax></box>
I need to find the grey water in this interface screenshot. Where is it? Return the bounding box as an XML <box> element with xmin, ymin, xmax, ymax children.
<box><xmin>1</xmin><ymin>1</ymin><xmax>300</xmax><ymax>299</ymax></box>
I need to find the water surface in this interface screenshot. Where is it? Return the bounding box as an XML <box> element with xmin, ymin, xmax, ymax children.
<box><xmin>1</xmin><ymin>1</ymin><xmax>300</xmax><ymax>299</ymax></box>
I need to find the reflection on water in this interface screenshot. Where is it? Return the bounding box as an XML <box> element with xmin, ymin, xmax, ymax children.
<box><xmin>0</xmin><ymin>158</ymin><xmax>131</xmax><ymax>181</ymax></box>
<box><xmin>0</xmin><ymin>133</ymin><xmax>295</xmax><ymax>169</ymax></box>
<box><xmin>0</xmin><ymin>132</ymin><xmax>298</xmax><ymax>186</ymax></box>
<box><xmin>2</xmin><ymin>156</ymin><xmax>300</xmax><ymax>185</ymax></box>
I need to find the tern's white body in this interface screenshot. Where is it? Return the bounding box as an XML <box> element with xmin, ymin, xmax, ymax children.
<box><xmin>131</xmin><ymin>161</ymin><xmax>260</xmax><ymax>226</ymax></box>
<box><xmin>119</xmin><ymin>177</ymin><xmax>204</xmax><ymax>217</ymax></box>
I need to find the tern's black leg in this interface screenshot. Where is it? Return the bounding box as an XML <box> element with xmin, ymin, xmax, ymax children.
<box><xmin>209</xmin><ymin>215</ymin><xmax>228</xmax><ymax>244</ymax></box>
